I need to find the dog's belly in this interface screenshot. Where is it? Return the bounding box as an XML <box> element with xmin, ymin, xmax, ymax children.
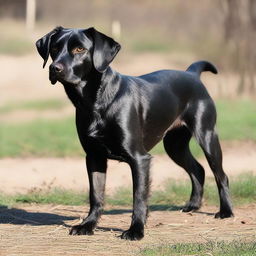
<box><xmin>142</xmin><ymin>114</ymin><xmax>181</xmax><ymax>152</ymax></box>
<box><xmin>143</xmin><ymin>132</ymin><xmax>164</xmax><ymax>152</ymax></box>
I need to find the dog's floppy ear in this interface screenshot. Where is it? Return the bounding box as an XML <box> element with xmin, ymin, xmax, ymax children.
<box><xmin>86</xmin><ymin>27</ymin><xmax>121</xmax><ymax>73</ymax></box>
<box><xmin>36</xmin><ymin>26</ymin><xmax>63</xmax><ymax>68</ymax></box>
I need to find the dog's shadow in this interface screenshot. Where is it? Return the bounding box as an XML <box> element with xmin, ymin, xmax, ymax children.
<box><xmin>0</xmin><ymin>205</ymin><xmax>76</xmax><ymax>226</ymax></box>
<box><xmin>0</xmin><ymin>204</ymin><xmax>214</xmax><ymax>228</ymax></box>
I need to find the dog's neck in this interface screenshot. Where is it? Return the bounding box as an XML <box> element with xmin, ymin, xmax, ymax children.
<box><xmin>62</xmin><ymin>67</ymin><xmax>120</xmax><ymax>112</ymax></box>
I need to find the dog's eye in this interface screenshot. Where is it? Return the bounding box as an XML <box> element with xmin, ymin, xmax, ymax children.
<box><xmin>72</xmin><ymin>47</ymin><xmax>87</xmax><ymax>54</ymax></box>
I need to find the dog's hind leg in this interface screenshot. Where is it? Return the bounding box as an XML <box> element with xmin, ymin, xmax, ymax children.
<box><xmin>194</xmin><ymin>129</ymin><xmax>233</xmax><ymax>218</ymax></box>
<box><xmin>163</xmin><ymin>125</ymin><xmax>205</xmax><ymax>212</ymax></box>
<box><xmin>191</xmin><ymin>100</ymin><xmax>233</xmax><ymax>218</ymax></box>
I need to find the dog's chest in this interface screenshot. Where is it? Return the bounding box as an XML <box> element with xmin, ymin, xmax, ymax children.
<box><xmin>86</xmin><ymin>117</ymin><xmax>127</xmax><ymax>161</ymax></box>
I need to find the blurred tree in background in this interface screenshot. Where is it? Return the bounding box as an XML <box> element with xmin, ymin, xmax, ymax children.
<box><xmin>223</xmin><ymin>0</ymin><xmax>256</xmax><ymax>93</ymax></box>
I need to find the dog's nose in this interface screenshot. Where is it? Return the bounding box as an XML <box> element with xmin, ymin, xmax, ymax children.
<box><xmin>51</xmin><ymin>63</ymin><xmax>64</xmax><ymax>73</ymax></box>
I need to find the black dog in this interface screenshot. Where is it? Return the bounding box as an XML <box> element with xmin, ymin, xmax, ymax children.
<box><xmin>36</xmin><ymin>27</ymin><xmax>233</xmax><ymax>240</ymax></box>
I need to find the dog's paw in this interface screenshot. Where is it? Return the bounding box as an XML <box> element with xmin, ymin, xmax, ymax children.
<box><xmin>121</xmin><ymin>228</ymin><xmax>144</xmax><ymax>241</ymax></box>
<box><xmin>69</xmin><ymin>224</ymin><xmax>94</xmax><ymax>236</ymax></box>
<box><xmin>215</xmin><ymin>210</ymin><xmax>234</xmax><ymax>219</ymax></box>
<box><xmin>182</xmin><ymin>203</ymin><xmax>201</xmax><ymax>213</ymax></box>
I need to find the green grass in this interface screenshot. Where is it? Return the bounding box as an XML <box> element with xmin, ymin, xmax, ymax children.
<box><xmin>0</xmin><ymin>100</ymin><xmax>255</xmax><ymax>157</ymax></box>
<box><xmin>0</xmin><ymin>188</ymin><xmax>88</xmax><ymax>206</ymax></box>
<box><xmin>1</xmin><ymin>173</ymin><xmax>254</xmax><ymax>207</ymax></box>
<box><xmin>150</xmin><ymin>139</ymin><xmax>202</xmax><ymax>158</ymax></box>
<box><xmin>15</xmin><ymin>188</ymin><xmax>88</xmax><ymax>205</ymax></box>
<box><xmin>230</xmin><ymin>172</ymin><xmax>256</xmax><ymax>205</ymax></box>
<box><xmin>0</xmin><ymin>99</ymin><xmax>67</xmax><ymax>114</ymax></box>
<box><xmin>0</xmin><ymin>117</ymin><xmax>83</xmax><ymax>158</ymax></box>
<box><xmin>108</xmin><ymin>172</ymin><xmax>255</xmax><ymax>208</ymax></box>
<box><xmin>216</xmin><ymin>100</ymin><xmax>256</xmax><ymax>140</ymax></box>
<box><xmin>140</xmin><ymin>241</ymin><xmax>256</xmax><ymax>256</ymax></box>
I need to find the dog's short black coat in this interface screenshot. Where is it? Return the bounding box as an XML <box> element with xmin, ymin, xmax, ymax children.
<box><xmin>36</xmin><ymin>27</ymin><xmax>233</xmax><ymax>240</ymax></box>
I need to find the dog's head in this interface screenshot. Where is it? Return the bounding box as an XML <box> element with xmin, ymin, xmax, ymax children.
<box><xmin>36</xmin><ymin>27</ymin><xmax>121</xmax><ymax>86</ymax></box>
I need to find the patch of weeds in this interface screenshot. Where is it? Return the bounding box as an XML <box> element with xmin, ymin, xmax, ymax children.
<box><xmin>140</xmin><ymin>240</ymin><xmax>256</xmax><ymax>256</ymax></box>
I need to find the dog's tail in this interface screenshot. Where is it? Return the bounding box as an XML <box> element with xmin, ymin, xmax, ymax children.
<box><xmin>186</xmin><ymin>61</ymin><xmax>218</xmax><ymax>76</ymax></box>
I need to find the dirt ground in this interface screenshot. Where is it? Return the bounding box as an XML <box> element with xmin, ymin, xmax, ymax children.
<box><xmin>0</xmin><ymin>204</ymin><xmax>255</xmax><ymax>256</ymax></box>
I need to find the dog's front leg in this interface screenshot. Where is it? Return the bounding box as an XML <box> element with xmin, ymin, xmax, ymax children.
<box><xmin>121</xmin><ymin>153</ymin><xmax>151</xmax><ymax>240</ymax></box>
<box><xmin>70</xmin><ymin>155</ymin><xmax>107</xmax><ymax>235</ymax></box>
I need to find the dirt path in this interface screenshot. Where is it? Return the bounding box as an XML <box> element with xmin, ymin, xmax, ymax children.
<box><xmin>0</xmin><ymin>141</ymin><xmax>255</xmax><ymax>194</ymax></box>
<box><xmin>0</xmin><ymin>204</ymin><xmax>255</xmax><ymax>255</ymax></box>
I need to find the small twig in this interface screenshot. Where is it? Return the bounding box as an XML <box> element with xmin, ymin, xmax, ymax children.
<box><xmin>201</xmin><ymin>227</ymin><xmax>216</xmax><ymax>234</ymax></box>
<box><xmin>47</xmin><ymin>224</ymin><xmax>65</xmax><ymax>234</ymax></box>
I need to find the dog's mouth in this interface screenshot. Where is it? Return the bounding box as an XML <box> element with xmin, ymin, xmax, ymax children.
<box><xmin>49</xmin><ymin>69</ymin><xmax>82</xmax><ymax>86</ymax></box>
<box><xmin>49</xmin><ymin>68</ymin><xmax>86</xmax><ymax>96</ymax></box>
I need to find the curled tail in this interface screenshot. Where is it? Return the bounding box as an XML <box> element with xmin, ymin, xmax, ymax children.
<box><xmin>186</xmin><ymin>61</ymin><xmax>218</xmax><ymax>76</ymax></box>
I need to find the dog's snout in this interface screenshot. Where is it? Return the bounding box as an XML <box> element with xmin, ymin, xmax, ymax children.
<box><xmin>51</xmin><ymin>63</ymin><xmax>64</xmax><ymax>73</ymax></box>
